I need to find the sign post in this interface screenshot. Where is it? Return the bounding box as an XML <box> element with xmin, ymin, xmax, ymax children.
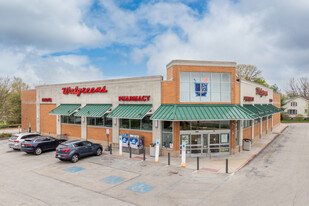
<box><xmin>106</xmin><ymin>129</ymin><xmax>110</xmax><ymax>151</ymax></box>
<box><xmin>181</xmin><ymin>143</ymin><xmax>186</xmax><ymax>168</ymax></box>
<box><xmin>155</xmin><ymin>140</ymin><xmax>160</xmax><ymax>163</ymax></box>
<box><xmin>119</xmin><ymin>136</ymin><xmax>122</xmax><ymax>156</ymax></box>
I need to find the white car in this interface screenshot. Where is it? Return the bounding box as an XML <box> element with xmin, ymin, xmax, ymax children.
<box><xmin>8</xmin><ymin>133</ymin><xmax>41</xmax><ymax>150</ymax></box>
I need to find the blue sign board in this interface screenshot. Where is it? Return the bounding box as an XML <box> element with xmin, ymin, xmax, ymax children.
<box><xmin>130</xmin><ymin>137</ymin><xmax>138</xmax><ymax>149</ymax></box>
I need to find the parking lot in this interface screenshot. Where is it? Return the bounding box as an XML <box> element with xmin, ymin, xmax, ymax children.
<box><xmin>0</xmin><ymin>139</ymin><xmax>232</xmax><ymax>206</ymax></box>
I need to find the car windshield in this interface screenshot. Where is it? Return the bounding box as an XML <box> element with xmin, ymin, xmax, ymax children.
<box><xmin>10</xmin><ymin>134</ymin><xmax>19</xmax><ymax>140</ymax></box>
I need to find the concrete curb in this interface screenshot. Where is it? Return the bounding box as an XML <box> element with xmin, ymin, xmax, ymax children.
<box><xmin>236</xmin><ymin>125</ymin><xmax>289</xmax><ymax>171</ymax></box>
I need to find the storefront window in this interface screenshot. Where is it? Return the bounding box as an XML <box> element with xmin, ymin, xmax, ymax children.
<box><xmin>104</xmin><ymin>114</ymin><xmax>112</xmax><ymax>127</ymax></box>
<box><xmin>131</xmin><ymin>119</ymin><xmax>140</xmax><ymax>130</ymax></box>
<box><xmin>87</xmin><ymin>114</ymin><xmax>112</xmax><ymax>127</ymax></box>
<box><xmin>162</xmin><ymin>121</ymin><xmax>173</xmax><ymax>149</ymax></box>
<box><xmin>243</xmin><ymin>120</ymin><xmax>252</xmax><ymax>128</ymax></box>
<box><xmin>163</xmin><ymin>121</ymin><xmax>173</xmax><ymax>132</ymax></box>
<box><xmin>180</xmin><ymin>121</ymin><xmax>190</xmax><ymax>130</ymax></box>
<box><xmin>119</xmin><ymin>116</ymin><xmax>152</xmax><ymax>131</ymax></box>
<box><xmin>254</xmin><ymin>118</ymin><xmax>260</xmax><ymax>124</ymax></box>
<box><xmin>61</xmin><ymin>115</ymin><xmax>81</xmax><ymax>125</ymax></box>
<box><xmin>262</xmin><ymin>117</ymin><xmax>267</xmax><ymax>121</ymax></box>
<box><xmin>180</xmin><ymin>72</ymin><xmax>231</xmax><ymax>103</ymax></box>
<box><xmin>141</xmin><ymin>116</ymin><xmax>152</xmax><ymax>131</ymax></box>
<box><xmin>120</xmin><ymin>119</ymin><xmax>130</xmax><ymax>129</ymax></box>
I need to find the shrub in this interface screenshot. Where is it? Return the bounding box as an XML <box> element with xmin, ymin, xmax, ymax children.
<box><xmin>0</xmin><ymin>133</ymin><xmax>12</xmax><ymax>139</ymax></box>
<box><xmin>281</xmin><ymin>112</ymin><xmax>290</xmax><ymax>120</ymax></box>
<box><xmin>295</xmin><ymin>114</ymin><xmax>304</xmax><ymax>121</ymax></box>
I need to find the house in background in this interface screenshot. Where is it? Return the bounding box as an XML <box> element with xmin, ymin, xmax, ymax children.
<box><xmin>284</xmin><ymin>96</ymin><xmax>309</xmax><ymax>119</ymax></box>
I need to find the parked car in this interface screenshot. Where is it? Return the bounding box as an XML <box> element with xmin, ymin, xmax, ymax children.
<box><xmin>55</xmin><ymin>140</ymin><xmax>102</xmax><ymax>163</ymax></box>
<box><xmin>8</xmin><ymin>133</ymin><xmax>41</xmax><ymax>150</ymax></box>
<box><xmin>20</xmin><ymin>136</ymin><xmax>66</xmax><ymax>155</ymax></box>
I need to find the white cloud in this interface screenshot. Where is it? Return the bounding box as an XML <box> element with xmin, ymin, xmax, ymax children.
<box><xmin>0</xmin><ymin>48</ymin><xmax>104</xmax><ymax>88</ymax></box>
<box><xmin>130</xmin><ymin>0</ymin><xmax>309</xmax><ymax>92</ymax></box>
<box><xmin>0</xmin><ymin>0</ymin><xmax>104</xmax><ymax>51</ymax></box>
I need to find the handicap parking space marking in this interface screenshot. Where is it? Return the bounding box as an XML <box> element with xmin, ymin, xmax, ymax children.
<box><xmin>63</xmin><ymin>166</ymin><xmax>85</xmax><ymax>173</ymax></box>
<box><xmin>100</xmin><ymin>175</ymin><xmax>126</xmax><ymax>184</ymax></box>
<box><xmin>127</xmin><ymin>182</ymin><xmax>155</xmax><ymax>194</ymax></box>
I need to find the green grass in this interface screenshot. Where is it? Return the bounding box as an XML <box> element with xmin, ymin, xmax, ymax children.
<box><xmin>0</xmin><ymin>133</ymin><xmax>12</xmax><ymax>139</ymax></box>
<box><xmin>281</xmin><ymin>120</ymin><xmax>309</xmax><ymax>123</ymax></box>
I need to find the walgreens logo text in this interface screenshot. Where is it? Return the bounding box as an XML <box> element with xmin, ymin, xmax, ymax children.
<box><xmin>62</xmin><ymin>86</ymin><xmax>107</xmax><ymax>96</ymax></box>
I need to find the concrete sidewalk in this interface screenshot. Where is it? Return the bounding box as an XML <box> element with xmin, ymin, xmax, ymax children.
<box><xmin>108</xmin><ymin>123</ymin><xmax>288</xmax><ymax>174</ymax></box>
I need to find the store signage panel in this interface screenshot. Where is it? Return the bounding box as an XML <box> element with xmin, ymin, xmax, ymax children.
<box><xmin>119</xmin><ymin>96</ymin><xmax>150</xmax><ymax>101</ymax></box>
<box><xmin>42</xmin><ymin>98</ymin><xmax>52</xmax><ymax>102</ymax></box>
<box><xmin>256</xmin><ymin>87</ymin><xmax>268</xmax><ymax>97</ymax></box>
<box><xmin>62</xmin><ymin>86</ymin><xmax>107</xmax><ymax>97</ymax></box>
<box><xmin>244</xmin><ymin>96</ymin><xmax>254</xmax><ymax>102</ymax></box>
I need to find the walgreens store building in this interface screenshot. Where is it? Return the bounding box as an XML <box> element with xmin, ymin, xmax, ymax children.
<box><xmin>21</xmin><ymin>60</ymin><xmax>281</xmax><ymax>157</ymax></box>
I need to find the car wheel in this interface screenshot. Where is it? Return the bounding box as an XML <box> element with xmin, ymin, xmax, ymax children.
<box><xmin>96</xmin><ymin>148</ymin><xmax>102</xmax><ymax>156</ymax></box>
<box><xmin>71</xmin><ymin>154</ymin><xmax>79</xmax><ymax>163</ymax></box>
<box><xmin>34</xmin><ymin>147</ymin><xmax>42</xmax><ymax>155</ymax></box>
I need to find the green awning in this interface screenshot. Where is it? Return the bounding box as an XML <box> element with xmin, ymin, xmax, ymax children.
<box><xmin>49</xmin><ymin>104</ymin><xmax>81</xmax><ymax>116</ymax></box>
<box><xmin>254</xmin><ymin>104</ymin><xmax>273</xmax><ymax>116</ymax></box>
<box><xmin>150</xmin><ymin>104</ymin><xmax>258</xmax><ymax>121</ymax></box>
<box><xmin>107</xmin><ymin>104</ymin><xmax>152</xmax><ymax>119</ymax></box>
<box><xmin>74</xmin><ymin>104</ymin><xmax>112</xmax><ymax>117</ymax></box>
<box><xmin>243</xmin><ymin>104</ymin><xmax>266</xmax><ymax>117</ymax></box>
<box><xmin>265</xmin><ymin>104</ymin><xmax>282</xmax><ymax>113</ymax></box>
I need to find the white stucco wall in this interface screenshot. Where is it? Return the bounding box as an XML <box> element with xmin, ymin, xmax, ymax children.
<box><xmin>240</xmin><ymin>79</ymin><xmax>274</xmax><ymax>105</ymax></box>
<box><xmin>35</xmin><ymin>75</ymin><xmax>163</xmax><ymax>143</ymax></box>
<box><xmin>284</xmin><ymin>97</ymin><xmax>309</xmax><ymax>118</ymax></box>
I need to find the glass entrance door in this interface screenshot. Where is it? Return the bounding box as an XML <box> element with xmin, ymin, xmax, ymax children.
<box><xmin>190</xmin><ymin>134</ymin><xmax>202</xmax><ymax>154</ymax></box>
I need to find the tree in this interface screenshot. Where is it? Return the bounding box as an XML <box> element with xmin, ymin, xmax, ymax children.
<box><xmin>270</xmin><ymin>84</ymin><xmax>280</xmax><ymax>93</ymax></box>
<box><xmin>0</xmin><ymin>77</ymin><xmax>29</xmax><ymax>124</ymax></box>
<box><xmin>253</xmin><ymin>77</ymin><xmax>269</xmax><ymax>88</ymax></box>
<box><xmin>236</xmin><ymin>64</ymin><xmax>262</xmax><ymax>81</ymax></box>
<box><xmin>286</xmin><ymin>77</ymin><xmax>309</xmax><ymax>97</ymax></box>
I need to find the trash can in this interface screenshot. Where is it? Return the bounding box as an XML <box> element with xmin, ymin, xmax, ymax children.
<box><xmin>149</xmin><ymin>143</ymin><xmax>156</xmax><ymax>157</ymax></box>
<box><xmin>243</xmin><ymin>139</ymin><xmax>252</xmax><ymax>151</ymax></box>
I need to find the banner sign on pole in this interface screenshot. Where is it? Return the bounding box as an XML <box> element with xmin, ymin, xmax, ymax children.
<box><xmin>181</xmin><ymin>143</ymin><xmax>186</xmax><ymax>168</ymax></box>
<box><xmin>119</xmin><ymin>136</ymin><xmax>123</xmax><ymax>156</ymax></box>
<box><xmin>155</xmin><ymin>139</ymin><xmax>160</xmax><ymax>163</ymax></box>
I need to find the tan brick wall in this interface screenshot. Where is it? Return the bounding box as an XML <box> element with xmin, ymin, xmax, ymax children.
<box><xmin>21</xmin><ymin>104</ymin><xmax>36</xmax><ymax>132</ymax></box>
<box><xmin>21</xmin><ymin>90</ymin><xmax>37</xmax><ymax>132</ymax></box>
<box><xmin>235</xmin><ymin>82</ymin><xmax>240</xmax><ymax>104</ymax></box>
<box><xmin>61</xmin><ymin>124</ymin><xmax>81</xmax><ymax>138</ymax></box>
<box><xmin>162</xmin><ymin>65</ymin><xmax>237</xmax><ymax>104</ymax></box>
<box><xmin>273</xmin><ymin>92</ymin><xmax>281</xmax><ymax>127</ymax></box>
<box><xmin>21</xmin><ymin>90</ymin><xmax>36</xmax><ymax>102</ymax></box>
<box><xmin>40</xmin><ymin>104</ymin><xmax>57</xmax><ymax>135</ymax></box>
<box><xmin>230</xmin><ymin>120</ymin><xmax>236</xmax><ymax>149</ymax></box>
<box><xmin>173</xmin><ymin>121</ymin><xmax>180</xmax><ymax>152</ymax></box>
<box><xmin>243</xmin><ymin>126</ymin><xmax>252</xmax><ymax>139</ymax></box>
<box><xmin>254</xmin><ymin>123</ymin><xmax>260</xmax><ymax>138</ymax></box>
<box><xmin>87</xmin><ymin>126</ymin><xmax>112</xmax><ymax>142</ymax></box>
<box><xmin>268</xmin><ymin>119</ymin><xmax>272</xmax><ymax>130</ymax></box>
<box><xmin>262</xmin><ymin>120</ymin><xmax>267</xmax><ymax>133</ymax></box>
<box><xmin>119</xmin><ymin>129</ymin><xmax>152</xmax><ymax>148</ymax></box>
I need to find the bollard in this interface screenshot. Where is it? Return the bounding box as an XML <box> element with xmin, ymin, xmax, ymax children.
<box><xmin>110</xmin><ymin>144</ymin><xmax>112</xmax><ymax>155</ymax></box>
<box><xmin>197</xmin><ymin>156</ymin><xmax>199</xmax><ymax>170</ymax></box>
<box><xmin>168</xmin><ymin>152</ymin><xmax>170</xmax><ymax>165</ymax></box>
<box><xmin>143</xmin><ymin>148</ymin><xmax>146</xmax><ymax>161</ymax></box>
<box><xmin>130</xmin><ymin>147</ymin><xmax>132</xmax><ymax>158</ymax></box>
<box><xmin>226</xmin><ymin>158</ymin><xmax>228</xmax><ymax>173</ymax></box>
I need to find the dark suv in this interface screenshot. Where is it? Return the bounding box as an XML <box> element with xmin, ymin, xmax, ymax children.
<box><xmin>21</xmin><ymin>136</ymin><xmax>66</xmax><ymax>155</ymax></box>
<box><xmin>55</xmin><ymin>140</ymin><xmax>102</xmax><ymax>163</ymax></box>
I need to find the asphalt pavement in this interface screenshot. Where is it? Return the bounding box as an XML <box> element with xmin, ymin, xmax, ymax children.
<box><xmin>204</xmin><ymin>123</ymin><xmax>309</xmax><ymax>206</ymax></box>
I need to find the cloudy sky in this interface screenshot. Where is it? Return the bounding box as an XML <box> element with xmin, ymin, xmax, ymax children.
<box><xmin>0</xmin><ymin>0</ymin><xmax>308</xmax><ymax>92</ymax></box>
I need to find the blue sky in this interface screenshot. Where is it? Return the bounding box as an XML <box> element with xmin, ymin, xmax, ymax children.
<box><xmin>0</xmin><ymin>0</ymin><xmax>308</xmax><ymax>92</ymax></box>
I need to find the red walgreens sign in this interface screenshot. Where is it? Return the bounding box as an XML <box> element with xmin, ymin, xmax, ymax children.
<box><xmin>256</xmin><ymin>87</ymin><xmax>268</xmax><ymax>97</ymax></box>
<box><xmin>42</xmin><ymin>98</ymin><xmax>52</xmax><ymax>102</ymax></box>
<box><xmin>244</xmin><ymin>96</ymin><xmax>254</xmax><ymax>101</ymax></box>
<box><xmin>62</xmin><ymin>86</ymin><xmax>107</xmax><ymax>97</ymax></box>
<box><xmin>119</xmin><ymin>96</ymin><xmax>150</xmax><ymax>101</ymax></box>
